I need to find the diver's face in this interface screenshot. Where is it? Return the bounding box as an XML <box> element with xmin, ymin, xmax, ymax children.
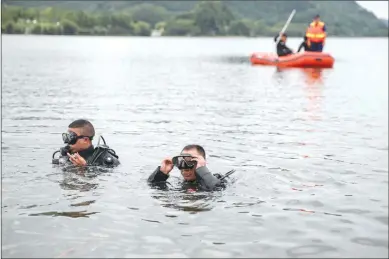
<box><xmin>180</xmin><ymin>148</ymin><xmax>204</xmax><ymax>181</ymax></box>
<box><xmin>67</xmin><ymin>128</ymin><xmax>91</xmax><ymax>153</ymax></box>
<box><xmin>282</xmin><ymin>36</ymin><xmax>287</xmax><ymax>42</ymax></box>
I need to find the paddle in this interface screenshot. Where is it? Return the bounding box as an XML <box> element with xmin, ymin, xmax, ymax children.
<box><xmin>275</xmin><ymin>9</ymin><xmax>296</xmax><ymax>46</ymax></box>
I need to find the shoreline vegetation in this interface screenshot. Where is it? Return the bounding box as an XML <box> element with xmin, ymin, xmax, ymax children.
<box><xmin>2</xmin><ymin>1</ymin><xmax>388</xmax><ymax>38</ymax></box>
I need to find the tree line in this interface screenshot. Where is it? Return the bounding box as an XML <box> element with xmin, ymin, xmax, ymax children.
<box><xmin>1</xmin><ymin>2</ymin><xmax>388</xmax><ymax>37</ymax></box>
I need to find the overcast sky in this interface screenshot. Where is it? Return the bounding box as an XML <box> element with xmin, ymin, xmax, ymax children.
<box><xmin>357</xmin><ymin>1</ymin><xmax>388</xmax><ymax>19</ymax></box>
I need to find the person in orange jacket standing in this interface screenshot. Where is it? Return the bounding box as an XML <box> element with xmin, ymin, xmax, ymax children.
<box><xmin>305</xmin><ymin>15</ymin><xmax>326</xmax><ymax>52</ymax></box>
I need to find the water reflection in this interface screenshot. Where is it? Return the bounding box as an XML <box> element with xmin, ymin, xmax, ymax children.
<box><xmin>150</xmin><ymin>184</ymin><xmax>222</xmax><ymax>213</ymax></box>
<box><xmin>301</xmin><ymin>68</ymin><xmax>324</xmax><ymax>86</ymax></box>
<box><xmin>58</xmin><ymin>167</ymin><xmax>100</xmax><ymax>193</ymax></box>
<box><xmin>301</xmin><ymin>68</ymin><xmax>324</xmax><ymax>121</ymax></box>
<box><xmin>25</xmin><ymin>166</ymin><xmax>106</xmax><ymax>218</ymax></box>
<box><xmin>287</xmin><ymin>244</ymin><xmax>338</xmax><ymax>257</ymax></box>
<box><xmin>28</xmin><ymin>210</ymin><xmax>98</xmax><ymax>218</ymax></box>
<box><xmin>70</xmin><ymin>200</ymin><xmax>96</xmax><ymax>207</ymax></box>
<box><xmin>272</xmin><ymin>67</ymin><xmax>288</xmax><ymax>85</ymax></box>
<box><xmin>271</xmin><ymin>67</ymin><xmax>325</xmax><ymax>121</ymax></box>
<box><xmin>214</xmin><ymin>55</ymin><xmax>250</xmax><ymax>65</ymax></box>
<box><xmin>273</xmin><ymin>67</ymin><xmax>325</xmax><ymax>84</ymax></box>
<box><xmin>57</xmin><ymin>165</ymin><xmax>113</xmax><ymax>193</ymax></box>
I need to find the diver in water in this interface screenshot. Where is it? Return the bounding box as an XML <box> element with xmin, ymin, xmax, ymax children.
<box><xmin>148</xmin><ymin>144</ymin><xmax>235</xmax><ymax>191</ymax></box>
<box><xmin>52</xmin><ymin>119</ymin><xmax>120</xmax><ymax>167</ymax></box>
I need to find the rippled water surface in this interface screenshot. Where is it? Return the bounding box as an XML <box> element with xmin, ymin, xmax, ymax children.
<box><xmin>2</xmin><ymin>35</ymin><xmax>388</xmax><ymax>258</ymax></box>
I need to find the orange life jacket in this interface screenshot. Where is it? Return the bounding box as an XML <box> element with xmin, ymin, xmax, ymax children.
<box><xmin>306</xmin><ymin>21</ymin><xmax>326</xmax><ymax>43</ymax></box>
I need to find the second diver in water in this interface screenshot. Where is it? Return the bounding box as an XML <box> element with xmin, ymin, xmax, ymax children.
<box><xmin>148</xmin><ymin>144</ymin><xmax>235</xmax><ymax>192</ymax></box>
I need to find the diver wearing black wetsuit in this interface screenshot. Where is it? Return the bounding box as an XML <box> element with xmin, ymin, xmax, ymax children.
<box><xmin>297</xmin><ymin>36</ymin><xmax>311</xmax><ymax>52</ymax></box>
<box><xmin>52</xmin><ymin>119</ymin><xmax>120</xmax><ymax>168</ymax></box>
<box><xmin>147</xmin><ymin>144</ymin><xmax>233</xmax><ymax>192</ymax></box>
<box><xmin>274</xmin><ymin>33</ymin><xmax>293</xmax><ymax>57</ymax></box>
<box><xmin>53</xmin><ymin>142</ymin><xmax>120</xmax><ymax>167</ymax></box>
<box><xmin>148</xmin><ymin>165</ymin><xmax>228</xmax><ymax>191</ymax></box>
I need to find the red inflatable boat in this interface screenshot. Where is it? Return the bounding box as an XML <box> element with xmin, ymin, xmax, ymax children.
<box><xmin>250</xmin><ymin>51</ymin><xmax>335</xmax><ymax>68</ymax></box>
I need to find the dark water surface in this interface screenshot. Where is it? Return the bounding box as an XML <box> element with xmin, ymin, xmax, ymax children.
<box><xmin>1</xmin><ymin>35</ymin><xmax>388</xmax><ymax>258</ymax></box>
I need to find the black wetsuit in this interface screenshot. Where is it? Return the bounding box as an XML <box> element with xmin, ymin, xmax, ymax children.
<box><xmin>148</xmin><ymin>166</ymin><xmax>227</xmax><ymax>191</ymax></box>
<box><xmin>274</xmin><ymin>36</ymin><xmax>293</xmax><ymax>57</ymax></box>
<box><xmin>298</xmin><ymin>41</ymin><xmax>311</xmax><ymax>52</ymax></box>
<box><xmin>53</xmin><ymin>145</ymin><xmax>120</xmax><ymax>167</ymax></box>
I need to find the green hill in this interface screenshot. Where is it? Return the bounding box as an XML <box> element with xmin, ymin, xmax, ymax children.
<box><xmin>2</xmin><ymin>0</ymin><xmax>388</xmax><ymax>37</ymax></box>
<box><xmin>380</xmin><ymin>19</ymin><xmax>389</xmax><ymax>27</ymax></box>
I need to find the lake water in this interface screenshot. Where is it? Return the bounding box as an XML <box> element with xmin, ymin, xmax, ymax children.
<box><xmin>1</xmin><ymin>35</ymin><xmax>388</xmax><ymax>258</ymax></box>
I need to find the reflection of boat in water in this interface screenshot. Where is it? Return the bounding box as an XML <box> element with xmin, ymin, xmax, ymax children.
<box><xmin>301</xmin><ymin>68</ymin><xmax>324</xmax><ymax>121</ymax></box>
<box><xmin>251</xmin><ymin>51</ymin><xmax>335</xmax><ymax>68</ymax></box>
<box><xmin>272</xmin><ymin>67</ymin><xmax>325</xmax><ymax>86</ymax></box>
<box><xmin>271</xmin><ymin>67</ymin><xmax>325</xmax><ymax>121</ymax></box>
<box><xmin>301</xmin><ymin>68</ymin><xmax>324</xmax><ymax>85</ymax></box>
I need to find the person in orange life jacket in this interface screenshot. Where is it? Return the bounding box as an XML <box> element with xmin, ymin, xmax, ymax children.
<box><xmin>297</xmin><ymin>36</ymin><xmax>311</xmax><ymax>52</ymax></box>
<box><xmin>306</xmin><ymin>15</ymin><xmax>326</xmax><ymax>52</ymax></box>
<box><xmin>274</xmin><ymin>33</ymin><xmax>293</xmax><ymax>57</ymax></box>
<box><xmin>147</xmin><ymin>144</ymin><xmax>228</xmax><ymax>191</ymax></box>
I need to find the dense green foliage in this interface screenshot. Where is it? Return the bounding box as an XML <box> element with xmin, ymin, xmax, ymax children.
<box><xmin>2</xmin><ymin>1</ymin><xmax>388</xmax><ymax>37</ymax></box>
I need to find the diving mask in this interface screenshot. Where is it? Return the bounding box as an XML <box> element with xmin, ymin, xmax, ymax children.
<box><xmin>172</xmin><ymin>154</ymin><xmax>197</xmax><ymax>170</ymax></box>
<box><xmin>62</xmin><ymin>131</ymin><xmax>93</xmax><ymax>145</ymax></box>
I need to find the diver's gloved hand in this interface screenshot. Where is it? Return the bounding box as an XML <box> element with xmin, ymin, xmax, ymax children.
<box><xmin>192</xmin><ymin>155</ymin><xmax>206</xmax><ymax>169</ymax></box>
<box><xmin>160</xmin><ymin>158</ymin><xmax>174</xmax><ymax>175</ymax></box>
<box><xmin>67</xmin><ymin>152</ymin><xmax>87</xmax><ymax>167</ymax></box>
